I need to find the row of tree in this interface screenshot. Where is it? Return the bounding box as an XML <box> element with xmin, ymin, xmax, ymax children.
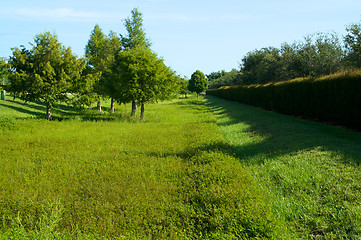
<box><xmin>5</xmin><ymin>8</ymin><xmax>190</xmax><ymax>121</ymax></box>
<box><xmin>208</xmin><ymin>20</ymin><xmax>361</xmax><ymax>88</ymax></box>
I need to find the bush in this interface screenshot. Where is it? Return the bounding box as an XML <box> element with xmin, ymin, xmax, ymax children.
<box><xmin>207</xmin><ymin>69</ymin><xmax>361</xmax><ymax>129</ymax></box>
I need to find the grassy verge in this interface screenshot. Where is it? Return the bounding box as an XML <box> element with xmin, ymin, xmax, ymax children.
<box><xmin>206</xmin><ymin>95</ymin><xmax>361</xmax><ymax>239</ymax></box>
<box><xmin>0</xmin><ymin>97</ymin><xmax>283</xmax><ymax>239</ymax></box>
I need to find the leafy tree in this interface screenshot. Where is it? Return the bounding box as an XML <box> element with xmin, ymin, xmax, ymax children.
<box><xmin>120</xmin><ymin>8</ymin><xmax>152</xmax><ymax>116</ymax></box>
<box><xmin>298</xmin><ymin>32</ymin><xmax>344</xmax><ymax>76</ymax></box>
<box><xmin>239</xmin><ymin>32</ymin><xmax>344</xmax><ymax>86</ymax></box>
<box><xmin>207</xmin><ymin>70</ymin><xmax>227</xmax><ymax>83</ymax></box>
<box><xmin>240</xmin><ymin>47</ymin><xmax>282</xmax><ymax>85</ymax></box>
<box><xmin>85</xmin><ymin>26</ymin><xmax>122</xmax><ymax>113</ymax></box>
<box><xmin>279</xmin><ymin>42</ymin><xmax>305</xmax><ymax>80</ymax></box>
<box><xmin>188</xmin><ymin>70</ymin><xmax>208</xmax><ymax>97</ymax></box>
<box><xmin>179</xmin><ymin>77</ymin><xmax>190</xmax><ymax>98</ymax></box>
<box><xmin>8</xmin><ymin>31</ymin><xmax>89</xmax><ymax>120</ymax></box>
<box><xmin>121</xmin><ymin>8</ymin><xmax>151</xmax><ymax>50</ymax></box>
<box><xmin>208</xmin><ymin>69</ymin><xmax>242</xmax><ymax>89</ymax></box>
<box><xmin>0</xmin><ymin>58</ymin><xmax>9</xmax><ymax>89</ymax></box>
<box><xmin>113</xmin><ymin>46</ymin><xmax>177</xmax><ymax>121</ymax></box>
<box><xmin>344</xmin><ymin>21</ymin><xmax>361</xmax><ymax>68</ymax></box>
<box><xmin>7</xmin><ymin>46</ymin><xmax>32</xmax><ymax>98</ymax></box>
<box><xmin>85</xmin><ymin>24</ymin><xmax>108</xmax><ymax>111</ymax></box>
<box><xmin>240</xmin><ymin>49</ymin><xmax>268</xmax><ymax>85</ymax></box>
<box><xmin>101</xmin><ymin>30</ymin><xmax>122</xmax><ymax>113</ymax></box>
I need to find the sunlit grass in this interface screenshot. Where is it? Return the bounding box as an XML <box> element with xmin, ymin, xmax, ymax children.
<box><xmin>0</xmin><ymin>96</ymin><xmax>282</xmax><ymax>239</ymax></box>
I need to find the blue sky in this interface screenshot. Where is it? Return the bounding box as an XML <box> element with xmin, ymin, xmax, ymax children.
<box><xmin>1</xmin><ymin>0</ymin><xmax>361</xmax><ymax>77</ymax></box>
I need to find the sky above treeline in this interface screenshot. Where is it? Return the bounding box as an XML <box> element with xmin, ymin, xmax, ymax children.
<box><xmin>1</xmin><ymin>0</ymin><xmax>361</xmax><ymax>77</ymax></box>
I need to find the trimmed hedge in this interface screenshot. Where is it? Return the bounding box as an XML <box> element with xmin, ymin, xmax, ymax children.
<box><xmin>207</xmin><ymin>69</ymin><xmax>361</xmax><ymax>129</ymax></box>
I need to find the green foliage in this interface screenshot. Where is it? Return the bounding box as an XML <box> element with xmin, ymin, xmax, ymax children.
<box><xmin>120</xmin><ymin>8</ymin><xmax>151</xmax><ymax>49</ymax></box>
<box><xmin>84</xmin><ymin>25</ymin><xmax>122</xmax><ymax>106</ymax></box>
<box><xmin>300</xmin><ymin>32</ymin><xmax>344</xmax><ymax>77</ymax></box>
<box><xmin>241</xmin><ymin>47</ymin><xmax>282</xmax><ymax>85</ymax></box>
<box><xmin>103</xmin><ymin>31</ymin><xmax>122</xmax><ymax>101</ymax></box>
<box><xmin>207</xmin><ymin>69</ymin><xmax>361</xmax><ymax>130</ymax></box>
<box><xmin>208</xmin><ymin>69</ymin><xmax>242</xmax><ymax>89</ymax></box>
<box><xmin>85</xmin><ymin>24</ymin><xmax>108</xmax><ymax>72</ymax></box>
<box><xmin>0</xmin><ymin>58</ymin><xmax>9</xmax><ymax>88</ymax></box>
<box><xmin>188</xmin><ymin>70</ymin><xmax>208</xmax><ymax>96</ymax></box>
<box><xmin>207</xmin><ymin>70</ymin><xmax>227</xmax><ymax>82</ymax></box>
<box><xmin>178</xmin><ymin>77</ymin><xmax>190</xmax><ymax>97</ymax></box>
<box><xmin>239</xmin><ymin>33</ymin><xmax>344</xmax><ymax>86</ymax></box>
<box><xmin>0</xmin><ymin>96</ymin><xmax>282</xmax><ymax>239</ymax></box>
<box><xmin>345</xmin><ymin>21</ymin><xmax>361</xmax><ymax>68</ymax></box>
<box><xmin>7</xmin><ymin>46</ymin><xmax>33</xmax><ymax>97</ymax></box>
<box><xmin>8</xmin><ymin>32</ymin><xmax>91</xmax><ymax>120</ymax></box>
<box><xmin>113</xmin><ymin>46</ymin><xmax>178</xmax><ymax>119</ymax></box>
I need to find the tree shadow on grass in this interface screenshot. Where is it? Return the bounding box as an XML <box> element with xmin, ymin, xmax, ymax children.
<box><xmin>0</xmin><ymin>99</ymin><xmax>46</xmax><ymax>119</ymax></box>
<box><xmin>0</xmin><ymin>99</ymin><xmax>126</xmax><ymax>122</ymax></box>
<box><xmin>203</xmin><ymin>96</ymin><xmax>361</xmax><ymax>165</ymax></box>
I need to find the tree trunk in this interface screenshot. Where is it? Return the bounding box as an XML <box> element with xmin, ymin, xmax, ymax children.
<box><xmin>46</xmin><ymin>102</ymin><xmax>52</xmax><ymax>121</ymax></box>
<box><xmin>140</xmin><ymin>101</ymin><xmax>145</xmax><ymax>121</ymax></box>
<box><xmin>110</xmin><ymin>98</ymin><xmax>115</xmax><ymax>113</ymax></box>
<box><xmin>131</xmin><ymin>100</ymin><xmax>137</xmax><ymax>117</ymax></box>
<box><xmin>97</xmin><ymin>100</ymin><xmax>102</xmax><ymax>112</ymax></box>
<box><xmin>185</xmin><ymin>93</ymin><xmax>187</xmax><ymax>98</ymax></box>
<box><xmin>197</xmin><ymin>93</ymin><xmax>199</xmax><ymax>98</ymax></box>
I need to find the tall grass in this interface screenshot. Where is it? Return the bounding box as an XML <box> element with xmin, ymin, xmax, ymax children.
<box><xmin>0</xmin><ymin>97</ymin><xmax>283</xmax><ymax>239</ymax></box>
<box><xmin>206</xmin><ymin>95</ymin><xmax>361</xmax><ymax>239</ymax></box>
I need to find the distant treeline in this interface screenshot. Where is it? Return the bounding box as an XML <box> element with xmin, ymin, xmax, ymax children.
<box><xmin>208</xmin><ymin>20</ymin><xmax>361</xmax><ymax>89</ymax></box>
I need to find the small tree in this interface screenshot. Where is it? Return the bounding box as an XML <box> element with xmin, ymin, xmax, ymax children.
<box><xmin>0</xmin><ymin>58</ymin><xmax>9</xmax><ymax>89</ymax></box>
<box><xmin>121</xmin><ymin>8</ymin><xmax>152</xmax><ymax>116</ymax></box>
<box><xmin>188</xmin><ymin>70</ymin><xmax>208</xmax><ymax>97</ymax></box>
<box><xmin>179</xmin><ymin>77</ymin><xmax>190</xmax><ymax>98</ymax></box>
<box><xmin>85</xmin><ymin>24</ymin><xmax>108</xmax><ymax>112</ymax></box>
<box><xmin>101</xmin><ymin>30</ymin><xmax>122</xmax><ymax>113</ymax></box>
<box><xmin>113</xmin><ymin>46</ymin><xmax>177</xmax><ymax>121</ymax></box>
<box><xmin>9</xmin><ymin>31</ymin><xmax>89</xmax><ymax>120</ymax></box>
<box><xmin>121</xmin><ymin>8</ymin><xmax>151</xmax><ymax>50</ymax></box>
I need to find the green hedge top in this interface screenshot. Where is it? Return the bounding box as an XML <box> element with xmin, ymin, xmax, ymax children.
<box><xmin>207</xmin><ymin>69</ymin><xmax>361</xmax><ymax>130</ymax></box>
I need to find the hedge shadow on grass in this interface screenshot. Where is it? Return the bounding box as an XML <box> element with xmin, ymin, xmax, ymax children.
<box><xmin>204</xmin><ymin>96</ymin><xmax>361</xmax><ymax>166</ymax></box>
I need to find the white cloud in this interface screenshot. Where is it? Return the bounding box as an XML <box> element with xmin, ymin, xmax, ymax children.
<box><xmin>146</xmin><ymin>13</ymin><xmax>192</xmax><ymax>22</ymax></box>
<box><xmin>13</xmin><ymin>8</ymin><xmax>123</xmax><ymax>22</ymax></box>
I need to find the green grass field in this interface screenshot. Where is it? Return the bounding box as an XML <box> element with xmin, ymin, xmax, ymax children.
<box><xmin>1</xmin><ymin>95</ymin><xmax>361</xmax><ymax>239</ymax></box>
<box><xmin>0</xmin><ymin>97</ymin><xmax>281</xmax><ymax>239</ymax></box>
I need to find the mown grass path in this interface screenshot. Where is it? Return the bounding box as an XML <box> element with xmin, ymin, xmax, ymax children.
<box><xmin>206</xmin><ymin>95</ymin><xmax>361</xmax><ymax>239</ymax></box>
<box><xmin>0</xmin><ymin>97</ymin><xmax>281</xmax><ymax>239</ymax></box>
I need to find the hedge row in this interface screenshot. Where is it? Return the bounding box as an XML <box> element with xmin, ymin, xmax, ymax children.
<box><xmin>207</xmin><ymin>69</ymin><xmax>361</xmax><ymax>130</ymax></box>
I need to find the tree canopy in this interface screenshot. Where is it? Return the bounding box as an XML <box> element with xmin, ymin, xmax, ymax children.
<box><xmin>208</xmin><ymin>69</ymin><xmax>241</xmax><ymax>89</ymax></box>
<box><xmin>85</xmin><ymin>25</ymin><xmax>122</xmax><ymax>111</ymax></box>
<box><xmin>345</xmin><ymin>22</ymin><xmax>361</xmax><ymax>68</ymax></box>
<box><xmin>188</xmin><ymin>70</ymin><xmax>208</xmax><ymax>97</ymax></box>
<box><xmin>113</xmin><ymin>45</ymin><xmax>178</xmax><ymax>121</ymax></box>
<box><xmin>8</xmin><ymin>32</ymin><xmax>91</xmax><ymax>120</ymax></box>
<box><xmin>0</xmin><ymin>58</ymin><xmax>9</xmax><ymax>88</ymax></box>
<box><xmin>120</xmin><ymin>8</ymin><xmax>151</xmax><ymax>50</ymax></box>
<box><xmin>5</xmin><ymin>8</ymin><xmax>180</xmax><ymax>121</ymax></box>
